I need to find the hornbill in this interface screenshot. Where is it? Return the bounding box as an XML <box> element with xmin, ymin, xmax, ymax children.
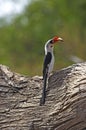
<box><xmin>40</xmin><ymin>36</ymin><xmax>63</xmax><ymax>105</ymax></box>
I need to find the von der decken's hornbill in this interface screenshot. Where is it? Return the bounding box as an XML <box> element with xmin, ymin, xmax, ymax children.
<box><xmin>40</xmin><ymin>36</ymin><xmax>63</xmax><ymax>105</ymax></box>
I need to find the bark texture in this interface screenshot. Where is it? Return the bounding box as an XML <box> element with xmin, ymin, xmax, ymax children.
<box><xmin>0</xmin><ymin>63</ymin><xmax>86</xmax><ymax>130</ymax></box>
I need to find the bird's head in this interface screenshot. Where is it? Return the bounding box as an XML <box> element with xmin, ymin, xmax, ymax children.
<box><xmin>52</xmin><ymin>36</ymin><xmax>64</xmax><ymax>43</ymax></box>
<box><xmin>45</xmin><ymin>36</ymin><xmax>63</xmax><ymax>54</ymax></box>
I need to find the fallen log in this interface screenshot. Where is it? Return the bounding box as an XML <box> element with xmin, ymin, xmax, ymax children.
<box><xmin>0</xmin><ymin>63</ymin><xmax>86</xmax><ymax>130</ymax></box>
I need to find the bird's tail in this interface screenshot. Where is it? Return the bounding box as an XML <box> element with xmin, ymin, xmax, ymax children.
<box><xmin>40</xmin><ymin>71</ymin><xmax>48</xmax><ymax>105</ymax></box>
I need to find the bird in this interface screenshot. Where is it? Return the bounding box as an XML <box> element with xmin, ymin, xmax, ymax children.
<box><xmin>43</xmin><ymin>36</ymin><xmax>63</xmax><ymax>79</ymax></box>
<box><xmin>40</xmin><ymin>36</ymin><xmax>63</xmax><ymax>105</ymax></box>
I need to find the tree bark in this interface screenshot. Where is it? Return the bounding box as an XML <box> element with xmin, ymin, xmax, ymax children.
<box><xmin>0</xmin><ymin>63</ymin><xmax>86</xmax><ymax>130</ymax></box>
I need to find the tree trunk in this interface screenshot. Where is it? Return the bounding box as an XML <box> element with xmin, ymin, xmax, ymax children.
<box><xmin>0</xmin><ymin>63</ymin><xmax>86</xmax><ymax>130</ymax></box>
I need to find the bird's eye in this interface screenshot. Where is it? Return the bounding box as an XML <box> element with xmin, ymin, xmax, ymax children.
<box><xmin>50</xmin><ymin>40</ymin><xmax>53</xmax><ymax>44</ymax></box>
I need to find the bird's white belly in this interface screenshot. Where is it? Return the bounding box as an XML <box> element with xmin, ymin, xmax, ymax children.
<box><xmin>49</xmin><ymin>55</ymin><xmax>54</xmax><ymax>73</ymax></box>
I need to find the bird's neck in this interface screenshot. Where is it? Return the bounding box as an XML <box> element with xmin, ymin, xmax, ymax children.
<box><xmin>45</xmin><ymin>50</ymin><xmax>54</xmax><ymax>55</ymax></box>
<box><xmin>45</xmin><ymin>47</ymin><xmax>54</xmax><ymax>55</ymax></box>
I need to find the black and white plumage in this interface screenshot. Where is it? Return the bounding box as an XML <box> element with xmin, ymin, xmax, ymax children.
<box><xmin>43</xmin><ymin>39</ymin><xmax>54</xmax><ymax>79</ymax></box>
<box><xmin>40</xmin><ymin>36</ymin><xmax>63</xmax><ymax>105</ymax></box>
<box><xmin>43</xmin><ymin>37</ymin><xmax>63</xmax><ymax>79</ymax></box>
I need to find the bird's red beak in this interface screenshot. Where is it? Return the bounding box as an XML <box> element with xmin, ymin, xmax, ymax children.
<box><xmin>52</xmin><ymin>36</ymin><xmax>64</xmax><ymax>43</ymax></box>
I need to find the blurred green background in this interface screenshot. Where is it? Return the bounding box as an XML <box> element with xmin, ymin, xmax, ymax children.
<box><xmin>0</xmin><ymin>0</ymin><xmax>86</xmax><ymax>76</ymax></box>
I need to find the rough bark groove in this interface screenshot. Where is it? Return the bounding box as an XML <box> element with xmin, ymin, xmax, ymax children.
<box><xmin>0</xmin><ymin>63</ymin><xmax>86</xmax><ymax>130</ymax></box>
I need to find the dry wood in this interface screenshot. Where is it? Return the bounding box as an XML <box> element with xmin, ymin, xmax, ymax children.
<box><xmin>0</xmin><ymin>63</ymin><xmax>86</xmax><ymax>130</ymax></box>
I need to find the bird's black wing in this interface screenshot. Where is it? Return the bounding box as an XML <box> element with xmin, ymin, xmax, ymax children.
<box><xmin>40</xmin><ymin>52</ymin><xmax>52</xmax><ymax>105</ymax></box>
<box><xmin>43</xmin><ymin>52</ymin><xmax>52</xmax><ymax>79</ymax></box>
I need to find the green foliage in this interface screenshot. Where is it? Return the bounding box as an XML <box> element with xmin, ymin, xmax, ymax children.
<box><xmin>0</xmin><ymin>0</ymin><xmax>86</xmax><ymax>76</ymax></box>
